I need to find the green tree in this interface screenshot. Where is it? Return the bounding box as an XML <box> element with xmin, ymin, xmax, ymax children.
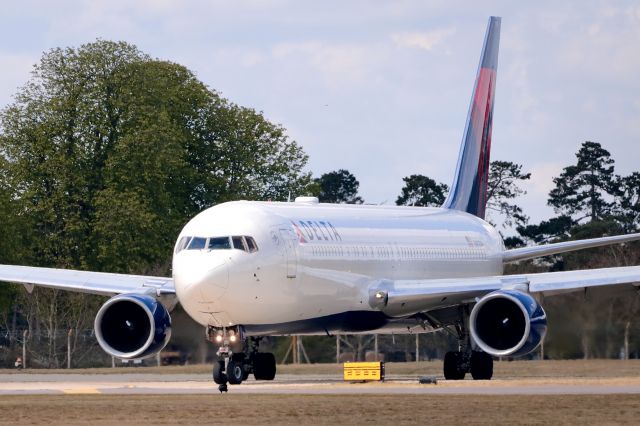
<box><xmin>548</xmin><ymin>141</ymin><xmax>618</xmax><ymax>222</ymax></box>
<box><xmin>0</xmin><ymin>40</ymin><xmax>312</xmax><ymax>367</ymax></box>
<box><xmin>396</xmin><ymin>161</ymin><xmax>530</xmax><ymax>228</ymax></box>
<box><xmin>515</xmin><ymin>215</ymin><xmax>576</xmax><ymax>270</ymax></box>
<box><xmin>614</xmin><ymin>172</ymin><xmax>640</xmax><ymax>232</ymax></box>
<box><xmin>315</xmin><ymin>169</ymin><xmax>363</xmax><ymax>204</ymax></box>
<box><xmin>396</xmin><ymin>175</ymin><xmax>448</xmax><ymax>207</ymax></box>
<box><xmin>517</xmin><ymin>215</ymin><xmax>575</xmax><ymax>244</ymax></box>
<box><xmin>204</xmin><ymin>103</ymin><xmax>311</xmax><ymax>203</ymax></box>
<box><xmin>0</xmin><ymin>157</ymin><xmax>31</xmax><ymax>265</ymax></box>
<box><xmin>0</xmin><ymin>40</ymin><xmax>310</xmax><ymax>274</ymax></box>
<box><xmin>486</xmin><ymin>160</ymin><xmax>531</xmax><ymax>227</ymax></box>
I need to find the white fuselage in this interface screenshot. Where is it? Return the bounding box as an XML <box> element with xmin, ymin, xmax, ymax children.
<box><xmin>172</xmin><ymin>200</ymin><xmax>504</xmax><ymax>335</ymax></box>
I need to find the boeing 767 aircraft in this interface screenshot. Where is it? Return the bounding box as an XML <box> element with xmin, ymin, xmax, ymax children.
<box><xmin>2</xmin><ymin>17</ymin><xmax>640</xmax><ymax>390</ymax></box>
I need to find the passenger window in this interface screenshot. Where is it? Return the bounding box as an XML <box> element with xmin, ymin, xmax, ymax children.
<box><xmin>176</xmin><ymin>236</ymin><xmax>192</xmax><ymax>253</ymax></box>
<box><xmin>208</xmin><ymin>237</ymin><xmax>231</xmax><ymax>250</ymax></box>
<box><xmin>188</xmin><ymin>237</ymin><xmax>207</xmax><ymax>250</ymax></box>
<box><xmin>232</xmin><ymin>236</ymin><xmax>247</xmax><ymax>252</ymax></box>
<box><xmin>245</xmin><ymin>236</ymin><xmax>258</xmax><ymax>252</ymax></box>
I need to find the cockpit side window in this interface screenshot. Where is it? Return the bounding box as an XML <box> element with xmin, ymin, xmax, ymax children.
<box><xmin>208</xmin><ymin>237</ymin><xmax>231</xmax><ymax>250</ymax></box>
<box><xmin>232</xmin><ymin>236</ymin><xmax>247</xmax><ymax>252</ymax></box>
<box><xmin>187</xmin><ymin>237</ymin><xmax>207</xmax><ymax>250</ymax></box>
<box><xmin>175</xmin><ymin>236</ymin><xmax>192</xmax><ymax>253</ymax></box>
<box><xmin>245</xmin><ymin>236</ymin><xmax>258</xmax><ymax>253</ymax></box>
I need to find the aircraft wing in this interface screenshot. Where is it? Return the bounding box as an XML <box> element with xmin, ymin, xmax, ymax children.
<box><xmin>502</xmin><ymin>232</ymin><xmax>640</xmax><ymax>263</ymax></box>
<box><xmin>0</xmin><ymin>264</ymin><xmax>174</xmax><ymax>297</ymax></box>
<box><xmin>371</xmin><ymin>265</ymin><xmax>640</xmax><ymax>317</ymax></box>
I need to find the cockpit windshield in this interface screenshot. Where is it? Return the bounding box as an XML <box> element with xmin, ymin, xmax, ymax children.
<box><xmin>175</xmin><ymin>235</ymin><xmax>258</xmax><ymax>254</ymax></box>
<box><xmin>209</xmin><ymin>237</ymin><xmax>231</xmax><ymax>250</ymax></box>
<box><xmin>187</xmin><ymin>237</ymin><xmax>207</xmax><ymax>250</ymax></box>
<box><xmin>231</xmin><ymin>236</ymin><xmax>245</xmax><ymax>251</ymax></box>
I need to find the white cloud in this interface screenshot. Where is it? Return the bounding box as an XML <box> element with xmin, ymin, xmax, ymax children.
<box><xmin>627</xmin><ymin>5</ymin><xmax>640</xmax><ymax>21</ymax></box>
<box><xmin>391</xmin><ymin>27</ymin><xmax>456</xmax><ymax>51</ymax></box>
<box><xmin>526</xmin><ymin>162</ymin><xmax>563</xmax><ymax>198</ymax></box>
<box><xmin>210</xmin><ymin>48</ymin><xmax>266</xmax><ymax>68</ymax></box>
<box><xmin>0</xmin><ymin>54</ymin><xmax>38</xmax><ymax>107</ymax></box>
<box><xmin>3</xmin><ymin>1</ymin><xmax>640</xmax><ymax>224</ymax></box>
<box><xmin>271</xmin><ymin>41</ymin><xmax>386</xmax><ymax>89</ymax></box>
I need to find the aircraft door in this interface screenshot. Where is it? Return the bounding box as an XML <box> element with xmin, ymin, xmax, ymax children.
<box><xmin>278</xmin><ymin>228</ymin><xmax>298</xmax><ymax>278</ymax></box>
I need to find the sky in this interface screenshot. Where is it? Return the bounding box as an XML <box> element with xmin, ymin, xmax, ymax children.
<box><xmin>1</xmin><ymin>0</ymin><xmax>639</xmax><ymax>232</ymax></box>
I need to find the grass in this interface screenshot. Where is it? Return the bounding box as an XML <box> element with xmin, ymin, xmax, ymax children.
<box><xmin>1</xmin><ymin>360</ymin><xmax>639</xmax><ymax>424</ymax></box>
<box><xmin>1</xmin><ymin>394</ymin><xmax>638</xmax><ymax>425</ymax></box>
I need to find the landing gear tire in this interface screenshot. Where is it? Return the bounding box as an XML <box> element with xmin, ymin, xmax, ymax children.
<box><xmin>213</xmin><ymin>360</ymin><xmax>227</xmax><ymax>385</ymax></box>
<box><xmin>443</xmin><ymin>351</ymin><xmax>466</xmax><ymax>380</ymax></box>
<box><xmin>253</xmin><ymin>352</ymin><xmax>276</xmax><ymax>380</ymax></box>
<box><xmin>227</xmin><ymin>359</ymin><xmax>244</xmax><ymax>385</ymax></box>
<box><xmin>470</xmin><ymin>351</ymin><xmax>493</xmax><ymax>380</ymax></box>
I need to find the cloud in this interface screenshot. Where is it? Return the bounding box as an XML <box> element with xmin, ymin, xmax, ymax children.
<box><xmin>3</xmin><ymin>1</ymin><xmax>640</xmax><ymax>225</ymax></box>
<box><xmin>391</xmin><ymin>27</ymin><xmax>455</xmax><ymax>51</ymax></box>
<box><xmin>525</xmin><ymin>162</ymin><xmax>564</xmax><ymax>198</ymax></box>
<box><xmin>210</xmin><ymin>48</ymin><xmax>266</xmax><ymax>68</ymax></box>
<box><xmin>271</xmin><ymin>41</ymin><xmax>386</xmax><ymax>89</ymax></box>
<box><xmin>0</xmin><ymin>53</ymin><xmax>38</xmax><ymax>106</ymax></box>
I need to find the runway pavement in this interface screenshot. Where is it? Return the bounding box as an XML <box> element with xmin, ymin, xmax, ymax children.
<box><xmin>1</xmin><ymin>373</ymin><xmax>639</xmax><ymax>395</ymax></box>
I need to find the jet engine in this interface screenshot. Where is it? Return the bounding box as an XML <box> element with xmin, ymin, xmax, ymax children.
<box><xmin>469</xmin><ymin>290</ymin><xmax>547</xmax><ymax>357</ymax></box>
<box><xmin>94</xmin><ymin>294</ymin><xmax>171</xmax><ymax>359</ymax></box>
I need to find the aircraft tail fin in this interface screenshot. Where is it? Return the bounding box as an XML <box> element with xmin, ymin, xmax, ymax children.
<box><xmin>442</xmin><ymin>16</ymin><xmax>500</xmax><ymax>219</ymax></box>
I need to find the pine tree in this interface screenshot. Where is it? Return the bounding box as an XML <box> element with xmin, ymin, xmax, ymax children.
<box><xmin>548</xmin><ymin>141</ymin><xmax>617</xmax><ymax>222</ymax></box>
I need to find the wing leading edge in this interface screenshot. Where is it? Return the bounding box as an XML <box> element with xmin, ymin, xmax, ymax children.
<box><xmin>503</xmin><ymin>232</ymin><xmax>640</xmax><ymax>263</ymax></box>
<box><xmin>0</xmin><ymin>264</ymin><xmax>174</xmax><ymax>297</ymax></box>
<box><xmin>370</xmin><ymin>265</ymin><xmax>640</xmax><ymax>318</ymax></box>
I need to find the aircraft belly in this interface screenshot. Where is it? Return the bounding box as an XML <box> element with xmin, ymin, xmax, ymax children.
<box><xmin>215</xmin><ymin>261</ymin><xmax>368</xmax><ymax>326</ymax></box>
<box><xmin>222</xmin><ymin>257</ymin><xmax>501</xmax><ymax>328</ymax></box>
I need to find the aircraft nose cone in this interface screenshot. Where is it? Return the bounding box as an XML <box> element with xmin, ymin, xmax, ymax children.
<box><xmin>173</xmin><ymin>254</ymin><xmax>229</xmax><ymax>305</ymax></box>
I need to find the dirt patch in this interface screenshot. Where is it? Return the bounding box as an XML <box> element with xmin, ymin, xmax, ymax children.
<box><xmin>0</xmin><ymin>394</ymin><xmax>638</xmax><ymax>425</ymax></box>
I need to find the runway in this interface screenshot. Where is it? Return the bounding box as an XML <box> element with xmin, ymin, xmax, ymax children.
<box><xmin>2</xmin><ymin>373</ymin><xmax>639</xmax><ymax>395</ymax></box>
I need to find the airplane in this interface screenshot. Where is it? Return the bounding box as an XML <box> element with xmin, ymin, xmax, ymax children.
<box><xmin>2</xmin><ymin>16</ymin><xmax>640</xmax><ymax>391</ymax></box>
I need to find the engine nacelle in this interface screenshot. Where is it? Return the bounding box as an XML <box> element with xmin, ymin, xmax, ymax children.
<box><xmin>94</xmin><ymin>294</ymin><xmax>171</xmax><ymax>359</ymax></box>
<box><xmin>470</xmin><ymin>290</ymin><xmax>547</xmax><ymax>357</ymax></box>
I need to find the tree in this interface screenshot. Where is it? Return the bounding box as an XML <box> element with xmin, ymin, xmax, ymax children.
<box><xmin>203</xmin><ymin>103</ymin><xmax>312</xmax><ymax>203</ymax></box>
<box><xmin>396</xmin><ymin>175</ymin><xmax>448</xmax><ymax>207</ymax></box>
<box><xmin>614</xmin><ymin>172</ymin><xmax>640</xmax><ymax>232</ymax></box>
<box><xmin>396</xmin><ymin>161</ymin><xmax>530</xmax><ymax>228</ymax></box>
<box><xmin>517</xmin><ymin>215</ymin><xmax>575</xmax><ymax>244</ymax></box>
<box><xmin>315</xmin><ymin>169</ymin><xmax>363</xmax><ymax>204</ymax></box>
<box><xmin>0</xmin><ymin>40</ymin><xmax>312</xmax><ymax>366</ymax></box>
<box><xmin>0</xmin><ymin>157</ymin><xmax>32</xmax><ymax>265</ymax></box>
<box><xmin>0</xmin><ymin>40</ymin><xmax>310</xmax><ymax>274</ymax></box>
<box><xmin>548</xmin><ymin>141</ymin><xmax>618</xmax><ymax>222</ymax></box>
<box><xmin>486</xmin><ymin>161</ymin><xmax>531</xmax><ymax>227</ymax></box>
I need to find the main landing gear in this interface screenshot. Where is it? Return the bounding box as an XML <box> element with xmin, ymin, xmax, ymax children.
<box><xmin>443</xmin><ymin>350</ymin><xmax>493</xmax><ymax>380</ymax></box>
<box><xmin>208</xmin><ymin>326</ymin><xmax>276</xmax><ymax>392</ymax></box>
<box><xmin>442</xmin><ymin>309</ymin><xmax>493</xmax><ymax>381</ymax></box>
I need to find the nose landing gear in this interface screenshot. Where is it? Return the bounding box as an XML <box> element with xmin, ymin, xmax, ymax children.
<box><xmin>207</xmin><ymin>326</ymin><xmax>277</xmax><ymax>391</ymax></box>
